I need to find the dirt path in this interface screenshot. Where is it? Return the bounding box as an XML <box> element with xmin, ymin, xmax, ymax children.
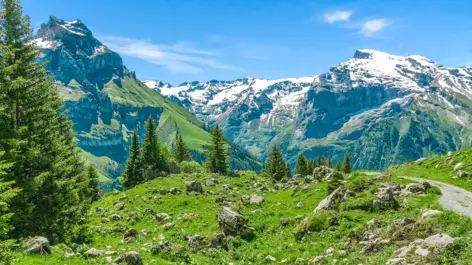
<box><xmin>402</xmin><ymin>176</ymin><xmax>472</xmax><ymax>218</ymax></box>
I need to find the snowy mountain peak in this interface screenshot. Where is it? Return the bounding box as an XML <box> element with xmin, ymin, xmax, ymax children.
<box><xmin>37</xmin><ymin>16</ymin><xmax>91</xmax><ymax>40</ymax></box>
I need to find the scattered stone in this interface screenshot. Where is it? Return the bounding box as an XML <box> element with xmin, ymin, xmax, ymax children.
<box><xmin>162</xmin><ymin>222</ymin><xmax>175</xmax><ymax>230</ymax></box>
<box><xmin>457</xmin><ymin>170</ymin><xmax>469</xmax><ymax>178</ymax></box>
<box><xmin>113</xmin><ymin>251</ymin><xmax>143</xmax><ymax>265</ymax></box>
<box><xmin>454</xmin><ymin>162</ymin><xmax>465</xmax><ymax>171</ymax></box>
<box><xmin>84</xmin><ymin>248</ymin><xmax>103</xmax><ymax>258</ymax></box>
<box><xmin>95</xmin><ymin>207</ymin><xmax>104</xmax><ymax>213</ymax></box>
<box><xmin>250</xmin><ymin>195</ymin><xmax>265</xmax><ymax>206</ymax></box>
<box><xmin>415</xmin><ymin>157</ymin><xmax>427</xmax><ymax>164</ymax></box>
<box><xmin>24</xmin><ymin>236</ymin><xmax>51</xmax><ymax>255</ymax></box>
<box><xmin>150</xmin><ymin>241</ymin><xmax>187</xmax><ymax>257</ymax></box>
<box><xmin>296</xmin><ymin>201</ymin><xmax>304</xmax><ymax>208</ymax></box>
<box><xmin>314</xmin><ymin>187</ymin><xmax>345</xmax><ymax>213</ymax></box>
<box><xmin>205</xmin><ymin>178</ymin><xmax>218</xmax><ymax>186</ymax></box>
<box><xmin>114</xmin><ymin>202</ymin><xmax>125</xmax><ymax>211</ymax></box>
<box><xmin>420</xmin><ymin>210</ymin><xmax>442</xmax><ymax>221</ymax></box>
<box><xmin>402</xmin><ymin>183</ymin><xmax>426</xmax><ymax>195</ymax></box>
<box><xmin>101</xmin><ymin>217</ymin><xmax>110</xmax><ymax>223</ymax></box>
<box><xmin>169</xmin><ymin>187</ymin><xmax>181</xmax><ymax>195</ymax></box>
<box><xmin>279</xmin><ymin>218</ymin><xmax>296</xmax><ymax>226</ymax></box>
<box><xmin>123</xmin><ymin>229</ymin><xmax>138</xmax><ymax>241</ymax></box>
<box><xmin>156</xmin><ymin>213</ymin><xmax>172</xmax><ymax>222</ymax></box>
<box><xmin>223</xmin><ymin>184</ymin><xmax>233</xmax><ymax>190</ymax></box>
<box><xmin>217</xmin><ymin>207</ymin><xmax>249</xmax><ymax>236</ymax></box>
<box><xmin>185</xmin><ymin>181</ymin><xmax>204</xmax><ymax>193</ymax></box>
<box><xmin>313</xmin><ymin>166</ymin><xmax>333</xmax><ymax>181</ymax></box>
<box><xmin>265</xmin><ymin>255</ymin><xmax>277</xmax><ymax>262</ymax></box>
<box><xmin>308</xmin><ymin>255</ymin><xmax>327</xmax><ymax>264</ymax></box>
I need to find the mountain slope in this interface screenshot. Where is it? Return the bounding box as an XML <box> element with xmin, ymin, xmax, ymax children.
<box><xmin>34</xmin><ymin>16</ymin><xmax>261</xmax><ymax>184</ymax></box>
<box><xmin>147</xmin><ymin>49</ymin><xmax>472</xmax><ymax>169</ymax></box>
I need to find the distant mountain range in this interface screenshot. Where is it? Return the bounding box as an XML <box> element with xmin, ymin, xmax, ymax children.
<box><xmin>33</xmin><ymin>16</ymin><xmax>262</xmax><ymax>188</ymax></box>
<box><xmin>145</xmin><ymin>49</ymin><xmax>472</xmax><ymax>169</ymax></box>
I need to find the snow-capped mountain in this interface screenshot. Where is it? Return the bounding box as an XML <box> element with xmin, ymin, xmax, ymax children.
<box><xmin>145</xmin><ymin>49</ymin><xmax>472</xmax><ymax>169</ymax></box>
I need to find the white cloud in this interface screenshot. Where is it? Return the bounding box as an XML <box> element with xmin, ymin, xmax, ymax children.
<box><xmin>322</xmin><ymin>10</ymin><xmax>353</xmax><ymax>24</ymax></box>
<box><xmin>98</xmin><ymin>36</ymin><xmax>241</xmax><ymax>73</ymax></box>
<box><xmin>360</xmin><ymin>18</ymin><xmax>392</xmax><ymax>37</ymax></box>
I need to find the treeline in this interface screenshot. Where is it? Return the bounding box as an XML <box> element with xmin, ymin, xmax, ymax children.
<box><xmin>0</xmin><ymin>0</ymin><xmax>99</xmax><ymax>250</ymax></box>
<box><xmin>122</xmin><ymin>121</ymin><xmax>230</xmax><ymax>190</ymax></box>
<box><xmin>262</xmin><ymin>145</ymin><xmax>351</xmax><ymax>182</ymax></box>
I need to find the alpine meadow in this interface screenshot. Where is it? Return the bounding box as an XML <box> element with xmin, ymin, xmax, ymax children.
<box><xmin>2</xmin><ymin>0</ymin><xmax>472</xmax><ymax>265</ymax></box>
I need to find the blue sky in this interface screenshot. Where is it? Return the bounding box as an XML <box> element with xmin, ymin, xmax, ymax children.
<box><xmin>23</xmin><ymin>0</ymin><xmax>472</xmax><ymax>85</ymax></box>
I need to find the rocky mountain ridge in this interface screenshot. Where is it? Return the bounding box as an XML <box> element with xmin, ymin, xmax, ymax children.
<box><xmin>33</xmin><ymin>16</ymin><xmax>261</xmax><ymax>186</ymax></box>
<box><xmin>145</xmin><ymin>49</ymin><xmax>472</xmax><ymax>169</ymax></box>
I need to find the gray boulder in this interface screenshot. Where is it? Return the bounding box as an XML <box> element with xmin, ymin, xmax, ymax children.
<box><xmin>84</xmin><ymin>248</ymin><xmax>103</xmax><ymax>258</ymax></box>
<box><xmin>217</xmin><ymin>207</ymin><xmax>249</xmax><ymax>236</ymax></box>
<box><xmin>114</xmin><ymin>251</ymin><xmax>143</xmax><ymax>265</ymax></box>
<box><xmin>250</xmin><ymin>195</ymin><xmax>265</xmax><ymax>206</ymax></box>
<box><xmin>314</xmin><ymin>187</ymin><xmax>345</xmax><ymax>213</ymax></box>
<box><xmin>185</xmin><ymin>181</ymin><xmax>204</xmax><ymax>193</ymax></box>
<box><xmin>24</xmin><ymin>236</ymin><xmax>51</xmax><ymax>255</ymax></box>
<box><xmin>313</xmin><ymin>166</ymin><xmax>333</xmax><ymax>181</ymax></box>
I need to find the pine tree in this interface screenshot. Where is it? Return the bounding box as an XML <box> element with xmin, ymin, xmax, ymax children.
<box><xmin>294</xmin><ymin>153</ymin><xmax>308</xmax><ymax>175</ymax></box>
<box><xmin>335</xmin><ymin>161</ymin><xmax>342</xmax><ymax>171</ymax></box>
<box><xmin>141</xmin><ymin>116</ymin><xmax>168</xmax><ymax>180</ymax></box>
<box><xmin>122</xmin><ymin>130</ymin><xmax>143</xmax><ymax>189</ymax></box>
<box><xmin>327</xmin><ymin>156</ymin><xmax>333</xmax><ymax>168</ymax></box>
<box><xmin>87</xmin><ymin>164</ymin><xmax>100</xmax><ymax>202</ymax></box>
<box><xmin>0</xmin><ymin>153</ymin><xmax>19</xmax><ymax>264</ymax></box>
<box><xmin>321</xmin><ymin>155</ymin><xmax>327</xmax><ymax>167</ymax></box>
<box><xmin>205</xmin><ymin>124</ymin><xmax>229</xmax><ymax>174</ymax></box>
<box><xmin>263</xmin><ymin>145</ymin><xmax>289</xmax><ymax>181</ymax></box>
<box><xmin>0</xmin><ymin>0</ymin><xmax>88</xmax><ymax>242</ymax></box>
<box><xmin>172</xmin><ymin>134</ymin><xmax>192</xmax><ymax>163</ymax></box>
<box><xmin>342</xmin><ymin>152</ymin><xmax>352</xmax><ymax>173</ymax></box>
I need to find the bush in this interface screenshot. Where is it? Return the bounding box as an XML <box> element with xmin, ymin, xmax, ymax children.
<box><xmin>179</xmin><ymin>161</ymin><xmax>204</xmax><ymax>173</ymax></box>
<box><xmin>340</xmin><ymin>192</ymin><xmax>376</xmax><ymax>211</ymax></box>
<box><xmin>294</xmin><ymin>211</ymin><xmax>339</xmax><ymax>240</ymax></box>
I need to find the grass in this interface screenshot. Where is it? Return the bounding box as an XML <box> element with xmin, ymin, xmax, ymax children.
<box><xmin>12</xmin><ymin>168</ymin><xmax>472</xmax><ymax>265</ymax></box>
<box><xmin>388</xmin><ymin>148</ymin><xmax>472</xmax><ymax>191</ymax></box>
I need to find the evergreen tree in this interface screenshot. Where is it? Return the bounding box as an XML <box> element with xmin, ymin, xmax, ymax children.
<box><xmin>335</xmin><ymin>161</ymin><xmax>342</xmax><ymax>171</ymax></box>
<box><xmin>205</xmin><ymin>124</ymin><xmax>229</xmax><ymax>174</ymax></box>
<box><xmin>263</xmin><ymin>145</ymin><xmax>290</xmax><ymax>181</ymax></box>
<box><xmin>0</xmin><ymin>154</ymin><xmax>19</xmax><ymax>264</ymax></box>
<box><xmin>294</xmin><ymin>153</ymin><xmax>308</xmax><ymax>175</ymax></box>
<box><xmin>316</xmin><ymin>156</ymin><xmax>322</xmax><ymax>168</ymax></box>
<box><xmin>327</xmin><ymin>170</ymin><xmax>344</xmax><ymax>193</ymax></box>
<box><xmin>141</xmin><ymin>116</ymin><xmax>168</xmax><ymax>179</ymax></box>
<box><xmin>342</xmin><ymin>152</ymin><xmax>352</xmax><ymax>173</ymax></box>
<box><xmin>327</xmin><ymin>156</ymin><xmax>333</xmax><ymax>168</ymax></box>
<box><xmin>87</xmin><ymin>164</ymin><xmax>100</xmax><ymax>202</ymax></box>
<box><xmin>321</xmin><ymin>155</ymin><xmax>327</xmax><ymax>167</ymax></box>
<box><xmin>122</xmin><ymin>130</ymin><xmax>143</xmax><ymax>189</ymax></box>
<box><xmin>172</xmin><ymin>134</ymin><xmax>192</xmax><ymax>163</ymax></box>
<box><xmin>0</xmin><ymin>0</ymin><xmax>88</xmax><ymax>242</ymax></box>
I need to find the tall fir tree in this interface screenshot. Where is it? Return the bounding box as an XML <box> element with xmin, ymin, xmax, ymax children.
<box><xmin>122</xmin><ymin>130</ymin><xmax>143</xmax><ymax>189</ymax></box>
<box><xmin>0</xmin><ymin>0</ymin><xmax>88</xmax><ymax>243</ymax></box>
<box><xmin>141</xmin><ymin>116</ymin><xmax>168</xmax><ymax>179</ymax></box>
<box><xmin>342</xmin><ymin>152</ymin><xmax>352</xmax><ymax>173</ymax></box>
<box><xmin>294</xmin><ymin>153</ymin><xmax>308</xmax><ymax>175</ymax></box>
<box><xmin>205</xmin><ymin>124</ymin><xmax>229</xmax><ymax>174</ymax></box>
<box><xmin>87</xmin><ymin>164</ymin><xmax>100</xmax><ymax>202</ymax></box>
<box><xmin>327</xmin><ymin>156</ymin><xmax>333</xmax><ymax>168</ymax></box>
<box><xmin>335</xmin><ymin>161</ymin><xmax>342</xmax><ymax>171</ymax></box>
<box><xmin>0</xmin><ymin>153</ymin><xmax>19</xmax><ymax>264</ymax></box>
<box><xmin>263</xmin><ymin>145</ymin><xmax>290</xmax><ymax>181</ymax></box>
<box><xmin>172</xmin><ymin>134</ymin><xmax>192</xmax><ymax>163</ymax></box>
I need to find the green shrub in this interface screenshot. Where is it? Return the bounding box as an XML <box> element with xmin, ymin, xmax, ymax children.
<box><xmin>294</xmin><ymin>211</ymin><xmax>338</xmax><ymax>240</ymax></box>
<box><xmin>179</xmin><ymin>161</ymin><xmax>204</xmax><ymax>173</ymax></box>
<box><xmin>340</xmin><ymin>192</ymin><xmax>376</xmax><ymax>211</ymax></box>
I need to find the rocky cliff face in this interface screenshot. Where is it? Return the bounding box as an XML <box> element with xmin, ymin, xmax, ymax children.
<box><xmin>149</xmin><ymin>49</ymin><xmax>472</xmax><ymax>169</ymax></box>
<box><xmin>34</xmin><ymin>17</ymin><xmax>261</xmax><ymax>183</ymax></box>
